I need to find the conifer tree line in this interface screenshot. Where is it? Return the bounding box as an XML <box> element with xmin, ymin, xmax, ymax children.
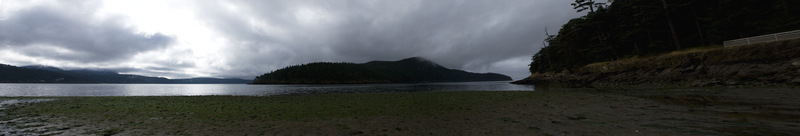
<box><xmin>529</xmin><ymin>0</ymin><xmax>800</xmax><ymax>73</ymax></box>
<box><xmin>252</xmin><ymin>58</ymin><xmax>512</xmax><ymax>84</ymax></box>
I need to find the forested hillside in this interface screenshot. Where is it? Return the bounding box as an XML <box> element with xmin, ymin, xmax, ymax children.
<box><xmin>0</xmin><ymin>64</ymin><xmax>92</xmax><ymax>83</ymax></box>
<box><xmin>0</xmin><ymin>63</ymin><xmax>250</xmax><ymax>84</ymax></box>
<box><xmin>252</xmin><ymin>57</ymin><xmax>512</xmax><ymax>84</ymax></box>
<box><xmin>529</xmin><ymin>0</ymin><xmax>800</xmax><ymax>73</ymax></box>
<box><xmin>253</xmin><ymin>62</ymin><xmax>390</xmax><ymax>84</ymax></box>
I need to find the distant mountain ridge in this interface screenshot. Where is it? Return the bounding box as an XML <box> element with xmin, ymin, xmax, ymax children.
<box><xmin>0</xmin><ymin>63</ymin><xmax>250</xmax><ymax>84</ymax></box>
<box><xmin>22</xmin><ymin>65</ymin><xmax>64</xmax><ymax>72</ymax></box>
<box><xmin>251</xmin><ymin>57</ymin><xmax>512</xmax><ymax>84</ymax></box>
<box><xmin>1</xmin><ymin>63</ymin><xmax>92</xmax><ymax>83</ymax></box>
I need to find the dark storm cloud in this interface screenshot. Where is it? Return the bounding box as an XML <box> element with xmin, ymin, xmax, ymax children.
<box><xmin>0</xmin><ymin>1</ymin><xmax>174</xmax><ymax>63</ymax></box>
<box><xmin>196</xmin><ymin>0</ymin><xmax>580</xmax><ymax>79</ymax></box>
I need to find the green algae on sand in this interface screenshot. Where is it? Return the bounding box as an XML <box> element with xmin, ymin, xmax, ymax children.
<box><xmin>2</xmin><ymin>89</ymin><xmax>800</xmax><ymax>135</ymax></box>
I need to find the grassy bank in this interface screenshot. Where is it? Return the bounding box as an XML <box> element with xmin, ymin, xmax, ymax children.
<box><xmin>3</xmin><ymin>89</ymin><xmax>800</xmax><ymax>135</ymax></box>
<box><xmin>581</xmin><ymin>39</ymin><xmax>800</xmax><ymax>73</ymax></box>
<box><xmin>516</xmin><ymin>39</ymin><xmax>800</xmax><ymax>87</ymax></box>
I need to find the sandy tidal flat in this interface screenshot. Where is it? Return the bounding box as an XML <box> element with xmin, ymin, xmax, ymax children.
<box><xmin>1</xmin><ymin>88</ymin><xmax>799</xmax><ymax>135</ymax></box>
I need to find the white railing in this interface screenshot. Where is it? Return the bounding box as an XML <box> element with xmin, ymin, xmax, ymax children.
<box><xmin>724</xmin><ymin>30</ymin><xmax>800</xmax><ymax>47</ymax></box>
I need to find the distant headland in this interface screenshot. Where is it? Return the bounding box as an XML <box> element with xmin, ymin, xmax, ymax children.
<box><xmin>251</xmin><ymin>57</ymin><xmax>512</xmax><ymax>84</ymax></box>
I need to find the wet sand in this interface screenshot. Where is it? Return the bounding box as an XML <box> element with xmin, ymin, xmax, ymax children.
<box><xmin>1</xmin><ymin>88</ymin><xmax>799</xmax><ymax>135</ymax></box>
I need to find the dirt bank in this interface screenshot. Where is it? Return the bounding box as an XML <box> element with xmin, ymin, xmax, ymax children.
<box><xmin>514</xmin><ymin>39</ymin><xmax>800</xmax><ymax>87</ymax></box>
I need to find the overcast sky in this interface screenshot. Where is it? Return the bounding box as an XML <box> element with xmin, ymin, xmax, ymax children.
<box><xmin>0</xmin><ymin>0</ymin><xmax>582</xmax><ymax>80</ymax></box>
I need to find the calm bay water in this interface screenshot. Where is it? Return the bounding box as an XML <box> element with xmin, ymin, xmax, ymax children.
<box><xmin>0</xmin><ymin>81</ymin><xmax>533</xmax><ymax>96</ymax></box>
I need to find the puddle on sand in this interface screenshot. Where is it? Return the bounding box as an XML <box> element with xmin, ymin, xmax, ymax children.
<box><xmin>0</xmin><ymin>99</ymin><xmax>56</xmax><ymax>110</ymax></box>
<box><xmin>1</xmin><ymin>99</ymin><xmax>58</xmax><ymax>136</ymax></box>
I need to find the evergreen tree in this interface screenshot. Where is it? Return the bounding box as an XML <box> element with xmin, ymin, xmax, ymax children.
<box><xmin>529</xmin><ymin>0</ymin><xmax>800</xmax><ymax>74</ymax></box>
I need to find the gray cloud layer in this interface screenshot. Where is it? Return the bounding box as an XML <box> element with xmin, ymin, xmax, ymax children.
<box><xmin>0</xmin><ymin>0</ymin><xmax>580</xmax><ymax>80</ymax></box>
<box><xmin>0</xmin><ymin>1</ymin><xmax>173</xmax><ymax>63</ymax></box>
<box><xmin>195</xmin><ymin>0</ymin><xmax>580</xmax><ymax>79</ymax></box>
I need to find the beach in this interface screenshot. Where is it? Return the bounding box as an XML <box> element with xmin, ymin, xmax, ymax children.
<box><xmin>2</xmin><ymin>88</ymin><xmax>799</xmax><ymax>135</ymax></box>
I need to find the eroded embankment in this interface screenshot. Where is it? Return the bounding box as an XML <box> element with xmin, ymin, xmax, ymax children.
<box><xmin>514</xmin><ymin>39</ymin><xmax>800</xmax><ymax>87</ymax></box>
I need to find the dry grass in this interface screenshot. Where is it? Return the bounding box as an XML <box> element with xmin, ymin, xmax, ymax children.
<box><xmin>581</xmin><ymin>39</ymin><xmax>800</xmax><ymax>74</ymax></box>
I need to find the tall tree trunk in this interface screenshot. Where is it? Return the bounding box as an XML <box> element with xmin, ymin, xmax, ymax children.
<box><xmin>781</xmin><ymin>0</ymin><xmax>789</xmax><ymax>11</ymax></box>
<box><xmin>543</xmin><ymin>41</ymin><xmax>552</xmax><ymax>68</ymax></box>
<box><xmin>694</xmin><ymin>15</ymin><xmax>705</xmax><ymax>45</ymax></box>
<box><xmin>661</xmin><ymin>0</ymin><xmax>681</xmax><ymax>50</ymax></box>
<box><xmin>543</xmin><ymin>28</ymin><xmax>553</xmax><ymax>69</ymax></box>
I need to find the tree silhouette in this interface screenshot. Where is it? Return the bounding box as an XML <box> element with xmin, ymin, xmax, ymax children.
<box><xmin>252</xmin><ymin>58</ymin><xmax>512</xmax><ymax>84</ymax></box>
<box><xmin>530</xmin><ymin>0</ymin><xmax>800</xmax><ymax>73</ymax></box>
<box><xmin>571</xmin><ymin>0</ymin><xmax>608</xmax><ymax>12</ymax></box>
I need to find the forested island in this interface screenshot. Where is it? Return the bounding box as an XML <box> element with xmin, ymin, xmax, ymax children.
<box><xmin>0</xmin><ymin>64</ymin><xmax>250</xmax><ymax>84</ymax></box>
<box><xmin>251</xmin><ymin>57</ymin><xmax>511</xmax><ymax>84</ymax></box>
<box><xmin>516</xmin><ymin>0</ymin><xmax>800</xmax><ymax>87</ymax></box>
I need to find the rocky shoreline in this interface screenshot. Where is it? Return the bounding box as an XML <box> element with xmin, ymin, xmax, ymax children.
<box><xmin>513</xmin><ymin>39</ymin><xmax>800</xmax><ymax>87</ymax></box>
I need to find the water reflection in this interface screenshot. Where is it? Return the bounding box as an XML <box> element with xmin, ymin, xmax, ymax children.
<box><xmin>0</xmin><ymin>81</ymin><xmax>533</xmax><ymax>96</ymax></box>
